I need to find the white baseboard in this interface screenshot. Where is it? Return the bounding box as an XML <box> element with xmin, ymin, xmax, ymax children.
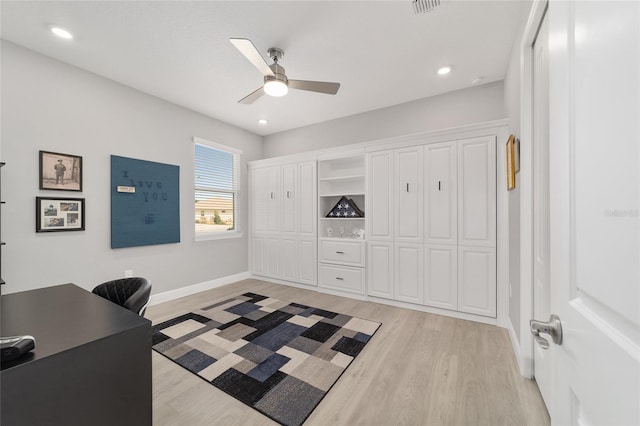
<box><xmin>507</xmin><ymin>316</ymin><xmax>530</xmax><ymax>378</ymax></box>
<box><xmin>148</xmin><ymin>271</ymin><xmax>252</xmax><ymax>306</ymax></box>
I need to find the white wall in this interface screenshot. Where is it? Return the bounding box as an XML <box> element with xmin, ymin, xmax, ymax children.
<box><xmin>0</xmin><ymin>41</ymin><xmax>262</xmax><ymax>295</ymax></box>
<box><xmin>263</xmin><ymin>83</ymin><xmax>505</xmax><ymax>158</ymax></box>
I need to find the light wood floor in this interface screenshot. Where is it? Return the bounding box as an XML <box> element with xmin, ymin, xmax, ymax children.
<box><xmin>148</xmin><ymin>279</ymin><xmax>550</xmax><ymax>426</ymax></box>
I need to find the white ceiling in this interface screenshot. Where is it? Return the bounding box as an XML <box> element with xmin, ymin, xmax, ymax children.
<box><xmin>1</xmin><ymin>1</ymin><xmax>527</xmax><ymax>136</ymax></box>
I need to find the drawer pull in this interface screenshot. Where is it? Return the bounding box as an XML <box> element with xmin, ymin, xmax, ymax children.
<box><xmin>335</xmin><ymin>277</ymin><xmax>344</xmax><ymax>280</ymax></box>
<box><xmin>335</xmin><ymin>251</ymin><xmax>344</xmax><ymax>254</ymax></box>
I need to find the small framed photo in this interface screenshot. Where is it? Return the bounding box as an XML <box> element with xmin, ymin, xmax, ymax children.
<box><xmin>39</xmin><ymin>150</ymin><xmax>83</xmax><ymax>191</ymax></box>
<box><xmin>36</xmin><ymin>197</ymin><xmax>85</xmax><ymax>232</ymax></box>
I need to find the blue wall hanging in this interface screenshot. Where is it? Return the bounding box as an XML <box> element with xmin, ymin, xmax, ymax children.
<box><xmin>111</xmin><ymin>155</ymin><xmax>180</xmax><ymax>248</ymax></box>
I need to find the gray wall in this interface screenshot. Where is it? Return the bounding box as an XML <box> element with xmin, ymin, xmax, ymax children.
<box><xmin>502</xmin><ymin>2</ymin><xmax>533</xmax><ymax>341</ymax></box>
<box><xmin>0</xmin><ymin>41</ymin><xmax>262</xmax><ymax>295</ymax></box>
<box><xmin>263</xmin><ymin>83</ymin><xmax>505</xmax><ymax>158</ymax></box>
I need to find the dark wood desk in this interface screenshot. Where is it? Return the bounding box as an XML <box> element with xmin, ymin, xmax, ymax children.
<box><xmin>1</xmin><ymin>283</ymin><xmax>152</xmax><ymax>426</ymax></box>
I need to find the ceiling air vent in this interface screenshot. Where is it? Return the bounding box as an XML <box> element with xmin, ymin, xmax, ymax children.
<box><xmin>412</xmin><ymin>0</ymin><xmax>441</xmax><ymax>14</ymax></box>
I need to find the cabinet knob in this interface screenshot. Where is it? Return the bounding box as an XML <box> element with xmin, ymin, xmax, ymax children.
<box><xmin>335</xmin><ymin>277</ymin><xmax>344</xmax><ymax>281</ymax></box>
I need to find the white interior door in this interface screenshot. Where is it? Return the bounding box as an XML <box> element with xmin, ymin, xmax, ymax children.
<box><xmin>535</xmin><ymin>2</ymin><xmax>640</xmax><ymax>424</ymax></box>
<box><xmin>532</xmin><ymin>10</ymin><xmax>552</xmax><ymax>408</ymax></box>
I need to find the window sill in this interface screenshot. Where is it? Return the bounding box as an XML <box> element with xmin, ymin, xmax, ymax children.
<box><xmin>195</xmin><ymin>232</ymin><xmax>244</xmax><ymax>242</ymax></box>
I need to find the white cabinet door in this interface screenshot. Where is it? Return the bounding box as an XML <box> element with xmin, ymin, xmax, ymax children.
<box><xmin>458</xmin><ymin>136</ymin><xmax>496</xmax><ymax>247</ymax></box>
<box><xmin>367</xmin><ymin>150</ymin><xmax>394</xmax><ymax>241</ymax></box>
<box><xmin>394</xmin><ymin>243</ymin><xmax>424</xmax><ymax>304</ymax></box>
<box><xmin>250</xmin><ymin>168</ymin><xmax>267</xmax><ymax>234</ymax></box>
<box><xmin>425</xmin><ymin>141</ymin><xmax>457</xmax><ymax>245</ymax></box>
<box><xmin>251</xmin><ymin>236</ymin><xmax>265</xmax><ymax>276</ymax></box>
<box><xmin>457</xmin><ymin>246</ymin><xmax>496</xmax><ymax>317</ymax></box>
<box><xmin>297</xmin><ymin>238</ymin><xmax>317</xmax><ymax>286</ymax></box>
<box><xmin>297</xmin><ymin>161</ymin><xmax>317</xmax><ymax>237</ymax></box>
<box><xmin>367</xmin><ymin>241</ymin><xmax>393</xmax><ymax>300</ymax></box>
<box><xmin>395</xmin><ymin>146</ymin><xmax>423</xmax><ymax>242</ymax></box>
<box><xmin>266</xmin><ymin>166</ymin><xmax>281</xmax><ymax>234</ymax></box>
<box><xmin>280</xmin><ymin>237</ymin><xmax>298</xmax><ymax>281</ymax></box>
<box><xmin>424</xmin><ymin>244</ymin><xmax>457</xmax><ymax>311</ymax></box>
<box><xmin>265</xmin><ymin>236</ymin><xmax>281</xmax><ymax>278</ymax></box>
<box><xmin>281</xmin><ymin>164</ymin><xmax>297</xmax><ymax>235</ymax></box>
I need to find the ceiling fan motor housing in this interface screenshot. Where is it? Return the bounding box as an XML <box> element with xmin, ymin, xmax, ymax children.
<box><xmin>265</xmin><ymin>62</ymin><xmax>288</xmax><ymax>85</ymax></box>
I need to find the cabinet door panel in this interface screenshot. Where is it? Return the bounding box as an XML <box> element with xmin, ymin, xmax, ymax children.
<box><xmin>394</xmin><ymin>243</ymin><xmax>424</xmax><ymax>304</ymax></box>
<box><xmin>298</xmin><ymin>238</ymin><xmax>317</xmax><ymax>286</ymax></box>
<box><xmin>252</xmin><ymin>236</ymin><xmax>265</xmax><ymax>276</ymax></box>
<box><xmin>368</xmin><ymin>242</ymin><xmax>393</xmax><ymax>300</ymax></box>
<box><xmin>266</xmin><ymin>167</ymin><xmax>281</xmax><ymax>233</ymax></box>
<box><xmin>280</xmin><ymin>237</ymin><xmax>298</xmax><ymax>281</ymax></box>
<box><xmin>298</xmin><ymin>161</ymin><xmax>317</xmax><ymax>237</ymax></box>
<box><xmin>458</xmin><ymin>137</ymin><xmax>496</xmax><ymax>247</ymax></box>
<box><xmin>395</xmin><ymin>147</ymin><xmax>423</xmax><ymax>242</ymax></box>
<box><xmin>425</xmin><ymin>141</ymin><xmax>457</xmax><ymax>245</ymax></box>
<box><xmin>368</xmin><ymin>151</ymin><xmax>394</xmax><ymax>241</ymax></box>
<box><xmin>250</xmin><ymin>168</ymin><xmax>267</xmax><ymax>234</ymax></box>
<box><xmin>281</xmin><ymin>164</ymin><xmax>297</xmax><ymax>235</ymax></box>
<box><xmin>424</xmin><ymin>244</ymin><xmax>457</xmax><ymax>310</ymax></box>
<box><xmin>265</xmin><ymin>237</ymin><xmax>281</xmax><ymax>278</ymax></box>
<box><xmin>458</xmin><ymin>246</ymin><xmax>496</xmax><ymax>317</ymax></box>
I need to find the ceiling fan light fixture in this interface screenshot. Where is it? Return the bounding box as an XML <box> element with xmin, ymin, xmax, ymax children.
<box><xmin>264</xmin><ymin>79</ymin><xmax>288</xmax><ymax>97</ymax></box>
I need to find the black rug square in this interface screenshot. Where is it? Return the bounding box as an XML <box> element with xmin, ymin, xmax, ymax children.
<box><xmin>152</xmin><ymin>293</ymin><xmax>381</xmax><ymax>426</ymax></box>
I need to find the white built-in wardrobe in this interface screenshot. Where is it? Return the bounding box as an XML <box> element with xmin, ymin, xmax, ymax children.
<box><xmin>249</xmin><ymin>122</ymin><xmax>503</xmax><ymax>323</ymax></box>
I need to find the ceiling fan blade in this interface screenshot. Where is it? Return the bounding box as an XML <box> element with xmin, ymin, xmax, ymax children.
<box><xmin>288</xmin><ymin>80</ymin><xmax>340</xmax><ymax>95</ymax></box>
<box><xmin>230</xmin><ymin>38</ymin><xmax>275</xmax><ymax>77</ymax></box>
<box><xmin>238</xmin><ymin>86</ymin><xmax>265</xmax><ymax>104</ymax></box>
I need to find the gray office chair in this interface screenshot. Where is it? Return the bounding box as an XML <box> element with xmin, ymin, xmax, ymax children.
<box><xmin>92</xmin><ymin>277</ymin><xmax>151</xmax><ymax>316</ymax></box>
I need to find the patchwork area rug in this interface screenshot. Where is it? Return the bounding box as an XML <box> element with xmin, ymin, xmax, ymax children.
<box><xmin>152</xmin><ymin>292</ymin><xmax>381</xmax><ymax>426</ymax></box>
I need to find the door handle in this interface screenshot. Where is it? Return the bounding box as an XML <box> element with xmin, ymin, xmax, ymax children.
<box><xmin>438</xmin><ymin>181</ymin><xmax>441</xmax><ymax>191</ymax></box>
<box><xmin>270</xmin><ymin>192</ymin><xmax>274</xmax><ymax>199</ymax></box>
<box><xmin>406</xmin><ymin>183</ymin><xmax>409</xmax><ymax>192</ymax></box>
<box><xmin>336</xmin><ymin>251</ymin><xmax>344</xmax><ymax>254</ymax></box>
<box><xmin>287</xmin><ymin>191</ymin><xmax>291</xmax><ymax>198</ymax></box>
<box><xmin>335</xmin><ymin>277</ymin><xmax>344</xmax><ymax>281</ymax></box>
<box><xmin>530</xmin><ymin>314</ymin><xmax>563</xmax><ymax>349</ymax></box>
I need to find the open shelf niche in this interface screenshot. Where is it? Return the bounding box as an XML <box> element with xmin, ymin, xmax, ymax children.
<box><xmin>317</xmin><ymin>155</ymin><xmax>365</xmax><ymax>239</ymax></box>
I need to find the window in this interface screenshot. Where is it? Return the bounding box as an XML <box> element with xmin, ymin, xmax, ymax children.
<box><xmin>194</xmin><ymin>137</ymin><xmax>242</xmax><ymax>240</ymax></box>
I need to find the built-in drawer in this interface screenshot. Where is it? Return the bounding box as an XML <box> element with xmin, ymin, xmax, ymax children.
<box><xmin>318</xmin><ymin>263</ymin><xmax>365</xmax><ymax>295</ymax></box>
<box><xmin>319</xmin><ymin>239</ymin><xmax>365</xmax><ymax>267</ymax></box>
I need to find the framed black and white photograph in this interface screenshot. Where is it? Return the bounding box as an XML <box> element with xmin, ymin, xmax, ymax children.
<box><xmin>39</xmin><ymin>150</ymin><xmax>83</xmax><ymax>191</ymax></box>
<box><xmin>36</xmin><ymin>197</ymin><xmax>85</xmax><ymax>232</ymax></box>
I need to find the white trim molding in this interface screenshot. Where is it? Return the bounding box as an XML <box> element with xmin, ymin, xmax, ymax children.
<box><xmin>518</xmin><ymin>0</ymin><xmax>548</xmax><ymax>380</ymax></box>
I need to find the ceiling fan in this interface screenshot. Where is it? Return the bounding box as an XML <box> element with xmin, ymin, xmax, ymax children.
<box><xmin>229</xmin><ymin>38</ymin><xmax>341</xmax><ymax>104</ymax></box>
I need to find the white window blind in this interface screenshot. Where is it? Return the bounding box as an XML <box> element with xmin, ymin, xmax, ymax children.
<box><xmin>194</xmin><ymin>138</ymin><xmax>242</xmax><ymax>239</ymax></box>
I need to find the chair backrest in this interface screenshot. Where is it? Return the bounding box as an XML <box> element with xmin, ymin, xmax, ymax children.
<box><xmin>92</xmin><ymin>277</ymin><xmax>151</xmax><ymax>316</ymax></box>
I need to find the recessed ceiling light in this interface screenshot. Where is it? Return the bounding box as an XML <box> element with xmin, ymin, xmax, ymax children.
<box><xmin>472</xmin><ymin>77</ymin><xmax>484</xmax><ymax>84</ymax></box>
<box><xmin>258</xmin><ymin>119</ymin><xmax>268</xmax><ymax>125</ymax></box>
<box><xmin>51</xmin><ymin>27</ymin><xmax>73</xmax><ymax>40</ymax></box>
<box><xmin>437</xmin><ymin>66</ymin><xmax>452</xmax><ymax>75</ymax></box>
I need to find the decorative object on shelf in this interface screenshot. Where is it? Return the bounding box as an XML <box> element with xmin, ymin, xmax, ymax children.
<box><xmin>36</xmin><ymin>196</ymin><xmax>85</xmax><ymax>232</ymax></box>
<box><xmin>327</xmin><ymin>227</ymin><xmax>333</xmax><ymax>237</ymax></box>
<box><xmin>326</xmin><ymin>196</ymin><xmax>364</xmax><ymax>218</ymax></box>
<box><xmin>39</xmin><ymin>150</ymin><xmax>83</xmax><ymax>192</ymax></box>
<box><xmin>111</xmin><ymin>155</ymin><xmax>180</xmax><ymax>249</ymax></box>
<box><xmin>506</xmin><ymin>135</ymin><xmax>516</xmax><ymax>190</ymax></box>
<box><xmin>352</xmin><ymin>227</ymin><xmax>365</xmax><ymax>240</ymax></box>
<box><xmin>338</xmin><ymin>226</ymin><xmax>345</xmax><ymax>238</ymax></box>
